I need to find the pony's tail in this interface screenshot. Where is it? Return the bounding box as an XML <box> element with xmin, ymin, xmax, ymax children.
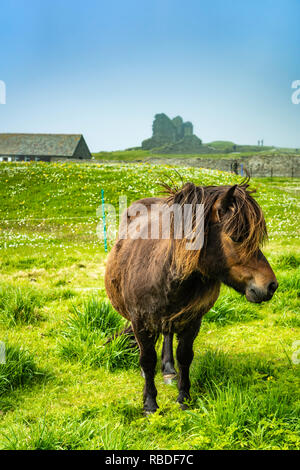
<box><xmin>105</xmin><ymin>323</ymin><xmax>136</xmax><ymax>346</ymax></box>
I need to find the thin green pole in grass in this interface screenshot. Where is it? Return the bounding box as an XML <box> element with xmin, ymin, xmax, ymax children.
<box><xmin>101</xmin><ymin>189</ymin><xmax>108</xmax><ymax>253</ymax></box>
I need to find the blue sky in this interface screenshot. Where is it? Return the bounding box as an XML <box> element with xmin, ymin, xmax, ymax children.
<box><xmin>0</xmin><ymin>0</ymin><xmax>299</xmax><ymax>151</ymax></box>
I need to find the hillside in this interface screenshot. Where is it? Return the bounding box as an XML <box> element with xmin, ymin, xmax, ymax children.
<box><xmin>93</xmin><ymin>146</ymin><xmax>300</xmax><ymax>161</ymax></box>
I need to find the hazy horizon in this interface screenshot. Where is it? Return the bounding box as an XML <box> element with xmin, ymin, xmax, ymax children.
<box><xmin>1</xmin><ymin>0</ymin><xmax>300</xmax><ymax>152</ymax></box>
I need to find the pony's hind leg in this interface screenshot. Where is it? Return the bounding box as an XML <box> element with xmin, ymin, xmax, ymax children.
<box><xmin>176</xmin><ymin>318</ymin><xmax>201</xmax><ymax>410</ymax></box>
<box><xmin>132</xmin><ymin>323</ymin><xmax>159</xmax><ymax>414</ymax></box>
<box><xmin>161</xmin><ymin>333</ymin><xmax>177</xmax><ymax>384</ymax></box>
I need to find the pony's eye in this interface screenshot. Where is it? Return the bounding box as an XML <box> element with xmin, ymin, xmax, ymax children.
<box><xmin>231</xmin><ymin>235</ymin><xmax>244</xmax><ymax>244</ymax></box>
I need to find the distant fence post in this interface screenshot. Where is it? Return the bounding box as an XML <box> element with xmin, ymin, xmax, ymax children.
<box><xmin>241</xmin><ymin>163</ymin><xmax>244</xmax><ymax>177</ymax></box>
<box><xmin>292</xmin><ymin>167</ymin><xmax>294</xmax><ymax>178</ymax></box>
<box><xmin>271</xmin><ymin>168</ymin><xmax>273</xmax><ymax>179</ymax></box>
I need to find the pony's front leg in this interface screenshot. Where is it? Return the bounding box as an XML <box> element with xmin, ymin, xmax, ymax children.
<box><xmin>161</xmin><ymin>333</ymin><xmax>177</xmax><ymax>383</ymax></box>
<box><xmin>132</xmin><ymin>324</ymin><xmax>158</xmax><ymax>414</ymax></box>
<box><xmin>176</xmin><ymin>318</ymin><xmax>201</xmax><ymax>409</ymax></box>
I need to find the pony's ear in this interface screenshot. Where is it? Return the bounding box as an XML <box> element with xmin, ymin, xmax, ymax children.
<box><xmin>211</xmin><ymin>185</ymin><xmax>237</xmax><ymax>223</ymax></box>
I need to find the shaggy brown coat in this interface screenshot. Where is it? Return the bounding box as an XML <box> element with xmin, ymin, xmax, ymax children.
<box><xmin>105</xmin><ymin>181</ymin><xmax>277</xmax><ymax>413</ymax></box>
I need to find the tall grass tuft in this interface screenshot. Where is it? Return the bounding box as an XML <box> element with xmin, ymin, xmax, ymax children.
<box><xmin>58</xmin><ymin>297</ymin><xmax>139</xmax><ymax>371</ymax></box>
<box><xmin>98</xmin><ymin>424</ymin><xmax>130</xmax><ymax>450</ymax></box>
<box><xmin>98</xmin><ymin>335</ymin><xmax>139</xmax><ymax>371</ymax></box>
<box><xmin>0</xmin><ymin>416</ymin><xmax>96</xmax><ymax>450</ymax></box>
<box><xmin>189</xmin><ymin>381</ymin><xmax>300</xmax><ymax>449</ymax></box>
<box><xmin>191</xmin><ymin>349</ymin><xmax>276</xmax><ymax>392</ymax></box>
<box><xmin>188</xmin><ymin>348</ymin><xmax>300</xmax><ymax>449</ymax></box>
<box><xmin>0</xmin><ymin>344</ymin><xmax>42</xmax><ymax>395</ymax></box>
<box><xmin>0</xmin><ymin>285</ymin><xmax>44</xmax><ymax>326</ymax></box>
<box><xmin>0</xmin><ymin>284</ymin><xmax>76</xmax><ymax>327</ymax></box>
<box><xmin>203</xmin><ymin>295</ymin><xmax>260</xmax><ymax>325</ymax></box>
<box><xmin>65</xmin><ymin>298</ymin><xmax>123</xmax><ymax>336</ymax></box>
<box><xmin>275</xmin><ymin>315</ymin><xmax>300</xmax><ymax>328</ymax></box>
<box><xmin>275</xmin><ymin>253</ymin><xmax>300</xmax><ymax>269</ymax></box>
<box><xmin>277</xmin><ymin>271</ymin><xmax>300</xmax><ymax>295</ymax></box>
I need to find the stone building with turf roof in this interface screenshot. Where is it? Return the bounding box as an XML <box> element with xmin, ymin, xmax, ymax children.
<box><xmin>0</xmin><ymin>133</ymin><xmax>92</xmax><ymax>162</ymax></box>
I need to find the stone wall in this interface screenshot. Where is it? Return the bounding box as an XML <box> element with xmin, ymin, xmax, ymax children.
<box><xmin>147</xmin><ymin>154</ymin><xmax>300</xmax><ymax>177</ymax></box>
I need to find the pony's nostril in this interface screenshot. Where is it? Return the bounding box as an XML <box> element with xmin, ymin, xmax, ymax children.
<box><xmin>268</xmin><ymin>281</ymin><xmax>278</xmax><ymax>295</ymax></box>
<box><xmin>248</xmin><ymin>287</ymin><xmax>258</xmax><ymax>300</ymax></box>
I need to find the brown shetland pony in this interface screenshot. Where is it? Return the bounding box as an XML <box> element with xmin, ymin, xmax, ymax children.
<box><xmin>105</xmin><ymin>181</ymin><xmax>278</xmax><ymax>414</ymax></box>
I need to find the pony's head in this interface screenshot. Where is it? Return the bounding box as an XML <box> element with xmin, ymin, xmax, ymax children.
<box><xmin>163</xmin><ymin>180</ymin><xmax>278</xmax><ymax>303</ymax></box>
<box><xmin>208</xmin><ymin>182</ymin><xmax>278</xmax><ymax>303</ymax></box>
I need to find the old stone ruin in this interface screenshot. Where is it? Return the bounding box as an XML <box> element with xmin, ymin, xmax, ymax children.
<box><xmin>142</xmin><ymin>113</ymin><xmax>203</xmax><ymax>154</ymax></box>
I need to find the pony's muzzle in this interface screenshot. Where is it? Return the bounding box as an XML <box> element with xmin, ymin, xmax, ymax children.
<box><xmin>246</xmin><ymin>280</ymin><xmax>278</xmax><ymax>303</ymax></box>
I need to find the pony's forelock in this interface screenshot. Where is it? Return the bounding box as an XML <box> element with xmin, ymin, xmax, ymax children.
<box><xmin>160</xmin><ymin>180</ymin><xmax>267</xmax><ymax>278</ymax></box>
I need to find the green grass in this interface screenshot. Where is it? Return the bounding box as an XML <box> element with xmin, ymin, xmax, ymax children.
<box><xmin>63</xmin><ymin>298</ymin><xmax>123</xmax><ymax>335</ymax></box>
<box><xmin>0</xmin><ymin>161</ymin><xmax>299</xmax><ymax>450</ymax></box>
<box><xmin>0</xmin><ymin>283</ymin><xmax>76</xmax><ymax>326</ymax></box>
<box><xmin>92</xmin><ymin>147</ymin><xmax>300</xmax><ymax>162</ymax></box>
<box><xmin>0</xmin><ymin>285</ymin><xmax>44</xmax><ymax>326</ymax></box>
<box><xmin>0</xmin><ymin>415</ymin><xmax>96</xmax><ymax>450</ymax></box>
<box><xmin>203</xmin><ymin>293</ymin><xmax>261</xmax><ymax>325</ymax></box>
<box><xmin>275</xmin><ymin>253</ymin><xmax>300</xmax><ymax>269</ymax></box>
<box><xmin>277</xmin><ymin>270</ymin><xmax>300</xmax><ymax>293</ymax></box>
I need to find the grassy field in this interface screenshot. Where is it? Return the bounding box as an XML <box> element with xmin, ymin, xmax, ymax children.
<box><xmin>0</xmin><ymin>161</ymin><xmax>299</xmax><ymax>450</ymax></box>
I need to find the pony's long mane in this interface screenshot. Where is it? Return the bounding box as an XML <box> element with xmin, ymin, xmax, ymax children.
<box><xmin>160</xmin><ymin>179</ymin><xmax>267</xmax><ymax>279</ymax></box>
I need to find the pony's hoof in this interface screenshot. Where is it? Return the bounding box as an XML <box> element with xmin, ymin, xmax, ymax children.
<box><xmin>179</xmin><ymin>402</ymin><xmax>189</xmax><ymax>411</ymax></box>
<box><xmin>163</xmin><ymin>374</ymin><xmax>177</xmax><ymax>385</ymax></box>
<box><xmin>176</xmin><ymin>396</ymin><xmax>190</xmax><ymax>410</ymax></box>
